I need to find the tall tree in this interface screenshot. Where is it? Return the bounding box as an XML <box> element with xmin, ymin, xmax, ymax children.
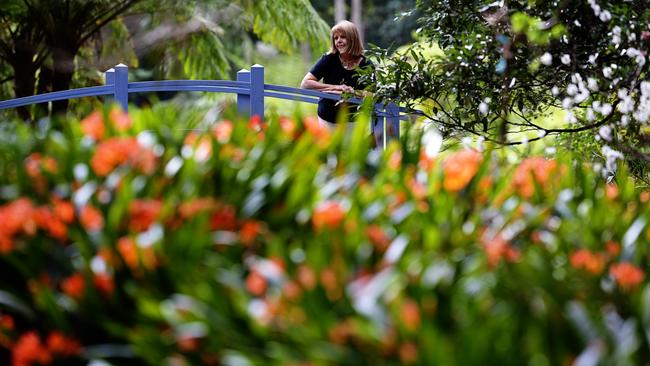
<box><xmin>0</xmin><ymin>0</ymin><xmax>330</xmax><ymax>119</ymax></box>
<box><xmin>351</xmin><ymin>0</ymin><xmax>363</xmax><ymax>42</ymax></box>
<box><xmin>334</xmin><ymin>0</ymin><xmax>345</xmax><ymax>22</ymax></box>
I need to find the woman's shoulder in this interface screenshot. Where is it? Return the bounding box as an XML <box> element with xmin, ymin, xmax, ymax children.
<box><xmin>321</xmin><ymin>52</ymin><xmax>338</xmax><ymax>61</ymax></box>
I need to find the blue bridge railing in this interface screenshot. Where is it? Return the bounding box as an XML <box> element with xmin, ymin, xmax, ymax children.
<box><xmin>0</xmin><ymin>64</ymin><xmax>403</xmax><ymax>145</ymax></box>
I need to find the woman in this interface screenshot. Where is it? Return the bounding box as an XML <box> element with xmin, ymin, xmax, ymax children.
<box><xmin>300</xmin><ymin>20</ymin><xmax>373</xmax><ymax>132</ymax></box>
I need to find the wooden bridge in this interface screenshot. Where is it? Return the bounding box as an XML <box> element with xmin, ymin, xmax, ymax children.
<box><xmin>0</xmin><ymin>64</ymin><xmax>404</xmax><ymax>146</ymax></box>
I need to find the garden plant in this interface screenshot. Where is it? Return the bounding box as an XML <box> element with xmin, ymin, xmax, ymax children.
<box><xmin>0</xmin><ymin>105</ymin><xmax>649</xmax><ymax>365</ymax></box>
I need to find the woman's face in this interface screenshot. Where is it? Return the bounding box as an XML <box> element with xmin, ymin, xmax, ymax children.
<box><xmin>333</xmin><ymin>32</ymin><xmax>348</xmax><ymax>54</ymax></box>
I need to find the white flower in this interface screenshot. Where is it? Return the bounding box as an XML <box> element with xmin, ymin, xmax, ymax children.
<box><xmin>587</xmin><ymin>78</ymin><xmax>599</xmax><ymax>91</ymax></box>
<box><xmin>574</xmin><ymin>91</ymin><xmax>590</xmax><ymax>104</ymax></box>
<box><xmin>586</xmin><ymin>108</ymin><xmax>596</xmax><ymax>122</ymax></box>
<box><xmin>565</xmin><ymin>111</ymin><xmax>577</xmax><ymax>123</ymax></box>
<box><xmin>560</xmin><ymin>54</ymin><xmax>571</xmax><ymax>65</ymax></box>
<box><xmin>599</xmin><ymin>10</ymin><xmax>611</xmax><ymax>22</ymax></box>
<box><xmin>598</xmin><ymin>125</ymin><xmax>612</xmax><ymax>141</ymax></box>
<box><xmin>588</xmin><ymin>53</ymin><xmax>599</xmax><ymax>64</ymax></box>
<box><xmin>601</xmin><ymin>103</ymin><xmax>613</xmax><ymax>115</ymax></box>
<box><xmin>478</xmin><ymin>102</ymin><xmax>489</xmax><ymax>116</ymax></box>
<box><xmin>540</xmin><ymin>52</ymin><xmax>553</xmax><ymax>66</ymax></box>
<box><xmin>591</xmin><ymin>4</ymin><xmax>601</xmax><ymax>16</ymax></box>
<box><xmin>620</xmin><ymin>115</ymin><xmax>630</xmax><ymax>127</ymax></box>
<box><xmin>562</xmin><ymin>97</ymin><xmax>574</xmax><ymax>109</ymax></box>
<box><xmin>566</xmin><ymin>84</ymin><xmax>578</xmax><ymax>96</ymax></box>
<box><xmin>552</xmin><ymin>86</ymin><xmax>560</xmax><ymax>96</ymax></box>
<box><xmin>603</xmin><ymin>67</ymin><xmax>612</xmax><ymax>78</ymax></box>
<box><xmin>602</xmin><ymin>145</ymin><xmax>623</xmax><ymax>174</ymax></box>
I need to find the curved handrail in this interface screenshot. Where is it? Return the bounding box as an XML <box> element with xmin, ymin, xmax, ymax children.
<box><xmin>0</xmin><ymin>64</ymin><xmax>405</xmax><ymax>144</ymax></box>
<box><xmin>0</xmin><ymin>85</ymin><xmax>113</xmax><ymax>110</ymax></box>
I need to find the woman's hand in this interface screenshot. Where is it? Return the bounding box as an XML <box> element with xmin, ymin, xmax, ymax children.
<box><xmin>323</xmin><ymin>84</ymin><xmax>354</xmax><ymax>94</ymax></box>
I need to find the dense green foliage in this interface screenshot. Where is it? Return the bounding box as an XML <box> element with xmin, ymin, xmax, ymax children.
<box><xmin>366</xmin><ymin>0</ymin><xmax>650</xmax><ymax>168</ymax></box>
<box><xmin>0</xmin><ymin>0</ymin><xmax>329</xmax><ymax>119</ymax></box>
<box><xmin>0</xmin><ymin>106</ymin><xmax>649</xmax><ymax>365</ymax></box>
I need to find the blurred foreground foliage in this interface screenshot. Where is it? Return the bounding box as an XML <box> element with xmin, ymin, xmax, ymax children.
<box><xmin>0</xmin><ymin>106</ymin><xmax>650</xmax><ymax>365</ymax></box>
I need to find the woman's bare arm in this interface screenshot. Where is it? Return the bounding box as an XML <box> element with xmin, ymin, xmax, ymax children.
<box><xmin>300</xmin><ymin>72</ymin><xmax>353</xmax><ymax>94</ymax></box>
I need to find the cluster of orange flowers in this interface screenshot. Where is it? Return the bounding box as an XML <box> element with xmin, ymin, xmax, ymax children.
<box><xmin>0</xmin><ymin>198</ymin><xmax>75</xmax><ymax>253</ymax></box>
<box><xmin>79</xmin><ymin>108</ymin><xmax>158</xmax><ymax>177</ymax></box>
<box><xmin>80</xmin><ymin>108</ymin><xmax>132</xmax><ymax>140</ymax></box>
<box><xmin>512</xmin><ymin>157</ymin><xmax>558</xmax><ymax>198</ymax></box>
<box><xmin>569</xmin><ymin>242</ymin><xmax>645</xmax><ymax>290</ymax></box>
<box><xmin>312</xmin><ymin>201</ymin><xmax>346</xmax><ymax>231</ymax></box>
<box><xmin>480</xmin><ymin>231</ymin><xmax>521</xmax><ymax>267</ymax></box>
<box><xmin>90</xmin><ymin>137</ymin><xmax>156</xmax><ymax>177</ymax></box>
<box><xmin>10</xmin><ymin>331</ymin><xmax>80</xmax><ymax>366</ymax></box>
<box><xmin>442</xmin><ymin>149</ymin><xmax>483</xmax><ymax>192</ymax></box>
<box><xmin>60</xmin><ymin>272</ymin><xmax>114</xmax><ymax>300</ymax></box>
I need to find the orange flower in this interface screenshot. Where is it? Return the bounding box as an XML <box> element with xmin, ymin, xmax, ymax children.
<box><xmin>80</xmin><ymin>205</ymin><xmax>104</xmax><ymax>232</ymax></box>
<box><xmin>481</xmin><ymin>232</ymin><xmax>520</xmax><ymax>267</ymax></box>
<box><xmin>418</xmin><ymin>150</ymin><xmax>436</xmax><ymax>171</ymax></box>
<box><xmin>245</xmin><ymin>271</ymin><xmax>267</xmax><ymax>296</ymax></box>
<box><xmin>116</xmin><ymin>237</ymin><xmax>156</xmax><ymax>271</ymax></box>
<box><xmin>248</xmin><ymin>115</ymin><xmax>264</xmax><ymax>131</ymax></box>
<box><xmin>442</xmin><ymin>149</ymin><xmax>482</xmax><ymax>192</ymax></box>
<box><xmin>184</xmin><ymin>132</ymin><xmax>213</xmax><ymax>161</ymax></box>
<box><xmin>605</xmin><ymin>184</ymin><xmax>619</xmax><ymax>200</ymax></box>
<box><xmin>0</xmin><ymin>198</ymin><xmax>38</xmax><ymax>252</ymax></box>
<box><xmin>512</xmin><ymin>157</ymin><xmax>557</xmax><ymax>198</ymax></box>
<box><xmin>80</xmin><ymin>111</ymin><xmax>105</xmax><ymax>140</ymax></box>
<box><xmin>303</xmin><ymin>116</ymin><xmax>330</xmax><ymax>142</ymax></box>
<box><xmin>399</xmin><ymin>342</ymin><xmax>418</xmax><ymax>364</ymax></box>
<box><xmin>366</xmin><ymin>225</ymin><xmax>390</xmax><ymax>252</ymax></box>
<box><xmin>128</xmin><ymin>199</ymin><xmax>162</xmax><ymax>232</ymax></box>
<box><xmin>210</xmin><ymin>205</ymin><xmax>237</xmax><ymax>231</ymax></box>
<box><xmin>52</xmin><ymin>199</ymin><xmax>74</xmax><ymax>224</ymax></box>
<box><xmin>12</xmin><ymin>332</ymin><xmax>51</xmax><ymax>366</ymax></box>
<box><xmin>93</xmin><ymin>274</ymin><xmax>115</xmax><ymax>297</ymax></box>
<box><xmin>240</xmin><ymin>220</ymin><xmax>262</xmax><ymax>246</ymax></box>
<box><xmin>117</xmin><ymin>237</ymin><xmax>139</xmax><ymax>269</ymax></box>
<box><xmin>0</xmin><ymin>315</ymin><xmax>13</xmax><ymax>348</ymax></box>
<box><xmin>312</xmin><ymin>201</ymin><xmax>346</xmax><ymax>231</ymax></box>
<box><xmin>25</xmin><ymin>153</ymin><xmax>58</xmax><ymax>178</ymax></box>
<box><xmin>570</xmin><ymin>249</ymin><xmax>605</xmax><ymax>274</ymax></box>
<box><xmin>46</xmin><ymin>331</ymin><xmax>81</xmax><ymax>356</ymax></box>
<box><xmin>610</xmin><ymin>262</ymin><xmax>645</xmax><ymax>290</ymax></box>
<box><xmin>178</xmin><ymin>198</ymin><xmax>218</xmax><ymax>219</ymax></box>
<box><xmin>278</xmin><ymin>116</ymin><xmax>297</xmax><ymax>138</ymax></box>
<box><xmin>605</xmin><ymin>241</ymin><xmax>621</xmax><ymax>257</ymax></box>
<box><xmin>297</xmin><ymin>265</ymin><xmax>317</xmax><ymax>290</ymax></box>
<box><xmin>401</xmin><ymin>299</ymin><xmax>421</xmax><ymax>331</ymax></box>
<box><xmin>91</xmin><ymin>137</ymin><xmax>155</xmax><ymax>176</ymax></box>
<box><xmin>212</xmin><ymin>120</ymin><xmax>233</xmax><ymax>143</ymax></box>
<box><xmin>61</xmin><ymin>273</ymin><xmax>85</xmax><ymax>300</ymax></box>
<box><xmin>328</xmin><ymin>320</ymin><xmax>352</xmax><ymax>344</ymax></box>
<box><xmin>1</xmin><ymin>314</ymin><xmax>15</xmax><ymax>331</ymax></box>
<box><xmin>109</xmin><ymin>108</ymin><xmax>132</xmax><ymax>131</ymax></box>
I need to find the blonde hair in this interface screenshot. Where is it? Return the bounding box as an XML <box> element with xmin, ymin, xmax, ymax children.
<box><xmin>328</xmin><ymin>20</ymin><xmax>364</xmax><ymax>57</ymax></box>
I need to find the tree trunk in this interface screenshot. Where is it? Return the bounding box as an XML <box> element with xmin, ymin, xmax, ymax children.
<box><xmin>334</xmin><ymin>0</ymin><xmax>346</xmax><ymax>22</ymax></box>
<box><xmin>11</xmin><ymin>35</ymin><xmax>38</xmax><ymax>121</ymax></box>
<box><xmin>50</xmin><ymin>46</ymin><xmax>78</xmax><ymax>114</ymax></box>
<box><xmin>351</xmin><ymin>0</ymin><xmax>363</xmax><ymax>43</ymax></box>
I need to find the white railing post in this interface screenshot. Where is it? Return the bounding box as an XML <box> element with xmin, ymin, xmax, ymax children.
<box><xmin>237</xmin><ymin>69</ymin><xmax>251</xmax><ymax>117</ymax></box>
<box><xmin>104</xmin><ymin>68</ymin><xmax>115</xmax><ymax>105</ymax></box>
<box><xmin>114</xmin><ymin>64</ymin><xmax>129</xmax><ymax>112</ymax></box>
<box><xmin>250</xmin><ymin>64</ymin><xmax>264</xmax><ymax>120</ymax></box>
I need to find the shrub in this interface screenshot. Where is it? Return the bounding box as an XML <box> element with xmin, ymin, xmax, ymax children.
<box><xmin>0</xmin><ymin>105</ymin><xmax>649</xmax><ymax>365</ymax></box>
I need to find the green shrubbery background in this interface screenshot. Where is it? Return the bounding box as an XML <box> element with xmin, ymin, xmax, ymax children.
<box><xmin>0</xmin><ymin>106</ymin><xmax>649</xmax><ymax>365</ymax></box>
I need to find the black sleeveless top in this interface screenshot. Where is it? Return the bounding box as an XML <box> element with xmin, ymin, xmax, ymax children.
<box><xmin>309</xmin><ymin>53</ymin><xmax>373</xmax><ymax>123</ymax></box>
